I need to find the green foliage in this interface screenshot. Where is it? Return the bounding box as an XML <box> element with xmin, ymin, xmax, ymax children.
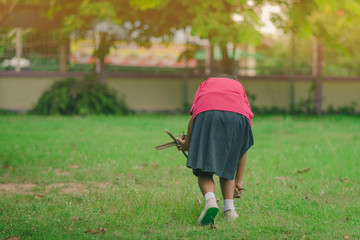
<box><xmin>0</xmin><ymin>109</ymin><xmax>17</xmax><ymax>115</ymax></box>
<box><xmin>129</xmin><ymin>0</ymin><xmax>168</xmax><ymax>10</ymax></box>
<box><xmin>257</xmin><ymin>33</ymin><xmax>360</xmax><ymax>76</ymax></box>
<box><xmin>79</xmin><ymin>0</ymin><xmax>116</xmax><ymax>20</ymax></box>
<box><xmin>186</xmin><ymin>0</ymin><xmax>264</xmax><ymax>73</ymax></box>
<box><xmin>326</xmin><ymin>102</ymin><xmax>358</xmax><ymax>115</ymax></box>
<box><xmin>30</xmin><ymin>75</ymin><xmax>130</xmax><ymax>115</ymax></box>
<box><xmin>271</xmin><ymin>0</ymin><xmax>360</xmax><ymax>58</ymax></box>
<box><xmin>252</xmin><ymin>105</ymin><xmax>288</xmax><ymax>115</ymax></box>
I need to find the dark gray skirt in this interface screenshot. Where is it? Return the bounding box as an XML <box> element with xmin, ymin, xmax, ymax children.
<box><xmin>187</xmin><ymin>110</ymin><xmax>254</xmax><ymax>180</ymax></box>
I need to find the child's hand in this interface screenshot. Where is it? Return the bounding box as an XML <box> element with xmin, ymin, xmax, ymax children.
<box><xmin>177</xmin><ymin>135</ymin><xmax>189</xmax><ymax>151</ymax></box>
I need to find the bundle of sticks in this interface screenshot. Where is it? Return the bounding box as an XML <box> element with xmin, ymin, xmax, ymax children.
<box><xmin>155</xmin><ymin>129</ymin><xmax>187</xmax><ymax>158</ymax></box>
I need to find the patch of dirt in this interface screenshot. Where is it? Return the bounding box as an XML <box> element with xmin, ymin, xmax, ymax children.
<box><xmin>0</xmin><ymin>183</ymin><xmax>37</xmax><ymax>195</ymax></box>
<box><xmin>54</xmin><ymin>169</ymin><xmax>71</xmax><ymax>176</ymax></box>
<box><xmin>47</xmin><ymin>183</ymin><xmax>88</xmax><ymax>195</ymax></box>
<box><xmin>0</xmin><ymin>182</ymin><xmax>110</xmax><ymax>196</ymax></box>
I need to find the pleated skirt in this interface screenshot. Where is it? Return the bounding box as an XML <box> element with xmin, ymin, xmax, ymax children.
<box><xmin>187</xmin><ymin>110</ymin><xmax>254</xmax><ymax>180</ymax></box>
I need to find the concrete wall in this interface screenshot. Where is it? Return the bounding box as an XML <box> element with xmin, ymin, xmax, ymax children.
<box><xmin>1</xmin><ymin>75</ymin><xmax>360</xmax><ymax>112</ymax></box>
<box><xmin>322</xmin><ymin>82</ymin><xmax>360</xmax><ymax>109</ymax></box>
<box><xmin>0</xmin><ymin>77</ymin><xmax>60</xmax><ymax>112</ymax></box>
<box><xmin>107</xmin><ymin>78</ymin><xmax>187</xmax><ymax>112</ymax></box>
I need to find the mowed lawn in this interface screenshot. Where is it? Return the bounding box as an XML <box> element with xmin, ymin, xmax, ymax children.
<box><xmin>0</xmin><ymin>114</ymin><xmax>359</xmax><ymax>239</ymax></box>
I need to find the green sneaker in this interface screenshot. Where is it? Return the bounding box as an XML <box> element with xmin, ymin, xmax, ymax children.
<box><xmin>197</xmin><ymin>198</ymin><xmax>219</xmax><ymax>226</ymax></box>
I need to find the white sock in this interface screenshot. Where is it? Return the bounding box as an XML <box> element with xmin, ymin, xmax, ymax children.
<box><xmin>223</xmin><ymin>199</ymin><xmax>235</xmax><ymax>212</ymax></box>
<box><xmin>204</xmin><ymin>192</ymin><xmax>216</xmax><ymax>202</ymax></box>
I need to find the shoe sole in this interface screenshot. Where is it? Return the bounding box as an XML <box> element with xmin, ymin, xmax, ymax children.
<box><xmin>200</xmin><ymin>207</ymin><xmax>219</xmax><ymax>225</ymax></box>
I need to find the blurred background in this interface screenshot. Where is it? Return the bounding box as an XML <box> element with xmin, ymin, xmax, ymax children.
<box><xmin>1</xmin><ymin>0</ymin><xmax>360</xmax><ymax>115</ymax></box>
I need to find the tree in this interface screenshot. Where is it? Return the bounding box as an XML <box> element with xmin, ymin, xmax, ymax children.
<box><xmin>47</xmin><ymin>0</ymin><xmax>193</xmax><ymax>82</ymax></box>
<box><xmin>183</xmin><ymin>0</ymin><xmax>265</xmax><ymax>74</ymax></box>
<box><xmin>270</xmin><ymin>0</ymin><xmax>360</xmax><ymax>53</ymax></box>
<box><xmin>48</xmin><ymin>0</ymin><xmax>275</xmax><ymax>76</ymax></box>
<box><xmin>46</xmin><ymin>0</ymin><xmax>360</xmax><ymax>81</ymax></box>
<box><xmin>270</xmin><ymin>0</ymin><xmax>360</xmax><ymax>113</ymax></box>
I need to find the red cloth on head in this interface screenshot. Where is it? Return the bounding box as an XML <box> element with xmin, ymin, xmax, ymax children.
<box><xmin>190</xmin><ymin>77</ymin><xmax>254</xmax><ymax>127</ymax></box>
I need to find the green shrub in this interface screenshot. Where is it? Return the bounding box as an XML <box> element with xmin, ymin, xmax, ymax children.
<box><xmin>31</xmin><ymin>75</ymin><xmax>130</xmax><ymax>115</ymax></box>
<box><xmin>326</xmin><ymin>102</ymin><xmax>358</xmax><ymax>115</ymax></box>
<box><xmin>0</xmin><ymin>109</ymin><xmax>18</xmax><ymax>115</ymax></box>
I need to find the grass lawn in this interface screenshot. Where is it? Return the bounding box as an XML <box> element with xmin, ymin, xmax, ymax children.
<box><xmin>0</xmin><ymin>114</ymin><xmax>359</xmax><ymax>239</ymax></box>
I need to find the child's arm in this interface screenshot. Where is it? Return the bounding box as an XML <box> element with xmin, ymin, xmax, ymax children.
<box><xmin>178</xmin><ymin>117</ymin><xmax>193</xmax><ymax>151</ymax></box>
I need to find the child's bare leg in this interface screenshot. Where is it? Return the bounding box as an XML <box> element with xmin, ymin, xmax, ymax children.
<box><xmin>219</xmin><ymin>177</ymin><xmax>235</xmax><ymax>199</ymax></box>
<box><xmin>235</xmin><ymin>153</ymin><xmax>247</xmax><ymax>189</ymax></box>
<box><xmin>220</xmin><ymin>177</ymin><xmax>238</xmax><ymax>221</ymax></box>
<box><xmin>198</xmin><ymin>175</ymin><xmax>215</xmax><ymax>195</ymax></box>
<box><xmin>197</xmin><ymin>174</ymin><xmax>219</xmax><ymax>225</ymax></box>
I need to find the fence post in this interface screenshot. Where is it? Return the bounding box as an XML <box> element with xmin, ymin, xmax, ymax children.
<box><xmin>290</xmin><ymin>31</ymin><xmax>296</xmax><ymax>112</ymax></box>
<box><xmin>312</xmin><ymin>37</ymin><xmax>323</xmax><ymax>114</ymax></box>
<box><xmin>59</xmin><ymin>39</ymin><xmax>69</xmax><ymax>73</ymax></box>
<box><xmin>15</xmin><ymin>27</ymin><xmax>23</xmax><ymax>72</ymax></box>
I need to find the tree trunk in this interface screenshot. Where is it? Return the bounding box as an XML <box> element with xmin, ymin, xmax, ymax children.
<box><xmin>15</xmin><ymin>27</ymin><xmax>22</xmax><ymax>72</ymax></box>
<box><xmin>220</xmin><ymin>45</ymin><xmax>234</xmax><ymax>75</ymax></box>
<box><xmin>98</xmin><ymin>60</ymin><xmax>106</xmax><ymax>84</ymax></box>
<box><xmin>312</xmin><ymin>37</ymin><xmax>323</xmax><ymax>115</ymax></box>
<box><xmin>94</xmin><ymin>32</ymin><xmax>111</xmax><ymax>84</ymax></box>
<box><xmin>205</xmin><ymin>43</ymin><xmax>213</xmax><ymax>76</ymax></box>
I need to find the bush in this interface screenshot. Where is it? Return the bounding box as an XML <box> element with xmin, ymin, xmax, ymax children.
<box><xmin>31</xmin><ymin>75</ymin><xmax>130</xmax><ymax>115</ymax></box>
<box><xmin>0</xmin><ymin>109</ymin><xmax>18</xmax><ymax>115</ymax></box>
<box><xmin>326</xmin><ymin>102</ymin><xmax>358</xmax><ymax>115</ymax></box>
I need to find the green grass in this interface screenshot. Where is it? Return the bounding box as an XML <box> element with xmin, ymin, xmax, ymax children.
<box><xmin>0</xmin><ymin>115</ymin><xmax>359</xmax><ymax>239</ymax></box>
